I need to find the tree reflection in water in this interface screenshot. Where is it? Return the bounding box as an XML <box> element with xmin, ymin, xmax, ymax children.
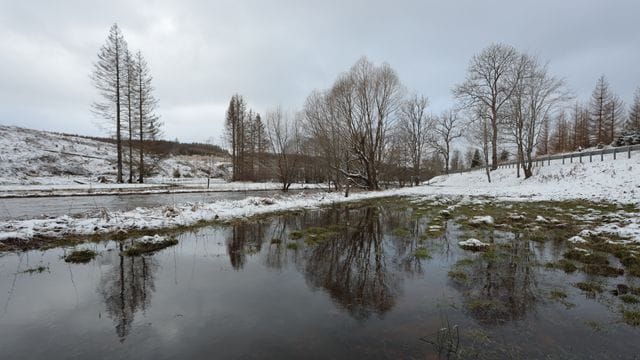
<box><xmin>227</xmin><ymin>222</ymin><xmax>267</xmax><ymax>270</ymax></box>
<box><xmin>99</xmin><ymin>243</ymin><xmax>158</xmax><ymax>341</ymax></box>
<box><xmin>228</xmin><ymin>205</ymin><xmax>426</xmax><ymax>321</ymax></box>
<box><xmin>453</xmin><ymin>232</ymin><xmax>539</xmax><ymax>324</ymax></box>
<box><xmin>302</xmin><ymin>207</ymin><xmax>401</xmax><ymax>320</ymax></box>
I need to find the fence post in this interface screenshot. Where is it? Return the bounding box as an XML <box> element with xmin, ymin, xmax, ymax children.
<box><xmin>614</xmin><ymin>148</ymin><xmax>617</xmax><ymax>160</ymax></box>
<box><xmin>548</xmin><ymin>155</ymin><xmax>550</xmax><ymax>166</ymax></box>
<box><xmin>629</xmin><ymin>145</ymin><xmax>632</xmax><ymax>159</ymax></box>
<box><xmin>601</xmin><ymin>149</ymin><xmax>604</xmax><ymax>161</ymax></box>
<box><xmin>562</xmin><ymin>155</ymin><xmax>565</xmax><ymax>164</ymax></box>
<box><xmin>579</xmin><ymin>153</ymin><xmax>582</xmax><ymax>163</ymax></box>
<box><xmin>589</xmin><ymin>152</ymin><xmax>592</xmax><ymax>162</ymax></box>
<box><xmin>570</xmin><ymin>154</ymin><xmax>573</xmax><ymax>163</ymax></box>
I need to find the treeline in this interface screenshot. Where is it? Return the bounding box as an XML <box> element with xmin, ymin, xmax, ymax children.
<box><xmin>540</xmin><ymin>77</ymin><xmax>640</xmax><ymax>155</ymax></box>
<box><xmin>54</xmin><ymin>132</ymin><xmax>227</xmax><ymax>157</ymax></box>
<box><xmin>225</xmin><ymin>95</ymin><xmax>269</xmax><ymax>181</ymax></box>
<box><xmin>226</xmin><ymin>58</ymin><xmax>458</xmax><ymax>191</ymax></box>
<box><xmin>454</xmin><ymin>44</ymin><xmax>640</xmax><ymax>180</ymax></box>
<box><xmin>226</xmin><ymin>45</ymin><xmax>640</xmax><ymax>189</ymax></box>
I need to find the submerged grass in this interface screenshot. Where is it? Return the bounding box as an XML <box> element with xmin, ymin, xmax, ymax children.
<box><xmin>623</xmin><ymin>311</ymin><xmax>640</xmax><ymax>326</ymax></box>
<box><xmin>575</xmin><ymin>281</ymin><xmax>604</xmax><ymax>294</ymax></box>
<box><xmin>619</xmin><ymin>294</ymin><xmax>640</xmax><ymax>304</ymax></box>
<box><xmin>448</xmin><ymin>270</ymin><xmax>469</xmax><ymax>283</ymax></box>
<box><xmin>414</xmin><ymin>247</ymin><xmax>432</xmax><ymax>259</ymax></box>
<box><xmin>21</xmin><ymin>265</ymin><xmax>49</xmax><ymax>274</ymax></box>
<box><xmin>64</xmin><ymin>249</ymin><xmax>97</xmax><ymax>263</ymax></box>
<box><xmin>123</xmin><ymin>238</ymin><xmax>179</xmax><ymax>256</ymax></box>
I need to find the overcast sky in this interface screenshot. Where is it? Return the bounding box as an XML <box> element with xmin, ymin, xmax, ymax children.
<box><xmin>1</xmin><ymin>0</ymin><xmax>638</xmax><ymax>144</ymax></box>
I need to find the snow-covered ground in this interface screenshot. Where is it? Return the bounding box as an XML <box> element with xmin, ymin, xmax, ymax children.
<box><xmin>0</xmin><ymin>178</ymin><xmax>325</xmax><ymax>198</ymax></box>
<box><xmin>427</xmin><ymin>152</ymin><xmax>640</xmax><ymax>204</ymax></box>
<box><xmin>0</xmin><ymin>125</ymin><xmax>228</xmax><ymax>187</ymax></box>
<box><xmin>1</xmin><ymin>153</ymin><xmax>639</xmax><ymax>244</ymax></box>
<box><xmin>1</xmin><ymin>124</ymin><xmax>639</xmax><ymax>245</ymax></box>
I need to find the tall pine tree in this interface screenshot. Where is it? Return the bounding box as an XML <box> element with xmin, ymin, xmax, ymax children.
<box><xmin>91</xmin><ymin>24</ymin><xmax>128</xmax><ymax>183</ymax></box>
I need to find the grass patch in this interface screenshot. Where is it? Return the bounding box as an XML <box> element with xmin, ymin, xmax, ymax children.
<box><xmin>563</xmin><ymin>249</ymin><xmax>609</xmax><ymax>265</ymax></box>
<box><xmin>270</xmin><ymin>238</ymin><xmax>282</xmax><ymax>245</ymax></box>
<box><xmin>64</xmin><ymin>249</ymin><xmax>97</xmax><ymax>263</ymax></box>
<box><xmin>454</xmin><ymin>258</ymin><xmax>475</xmax><ymax>268</ymax></box>
<box><xmin>392</xmin><ymin>227</ymin><xmax>410</xmax><ymax>237</ymax></box>
<box><xmin>623</xmin><ymin>311</ymin><xmax>640</xmax><ymax>326</ymax></box>
<box><xmin>123</xmin><ymin>237</ymin><xmax>178</xmax><ymax>256</ymax></box>
<box><xmin>619</xmin><ymin>294</ymin><xmax>640</xmax><ymax>304</ymax></box>
<box><xmin>286</xmin><ymin>242</ymin><xmax>299</xmax><ymax>250</ymax></box>
<box><xmin>466</xmin><ymin>299</ymin><xmax>507</xmax><ymax>322</ymax></box>
<box><xmin>583</xmin><ymin>264</ymin><xmax>624</xmax><ymax>277</ymax></box>
<box><xmin>575</xmin><ymin>281</ymin><xmax>604</xmax><ymax>294</ymax></box>
<box><xmin>289</xmin><ymin>230</ymin><xmax>304</xmax><ymax>240</ymax></box>
<box><xmin>448</xmin><ymin>270</ymin><xmax>468</xmax><ymax>282</ymax></box>
<box><xmin>545</xmin><ymin>259</ymin><xmax>578</xmax><ymax>273</ymax></box>
<box><xmin>414</xmin><ymin>247</ymin><xmax>431</xmax><ymax>259</ymax></box>
<box><xmin>549</xmin><ymin>289</ymin><xmax>568</xmax><ymax>300</ymax></box>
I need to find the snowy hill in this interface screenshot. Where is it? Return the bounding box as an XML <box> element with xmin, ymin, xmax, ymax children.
<box><xmin>427</xmin><ymin>153</ymin><xmax>640</xmax><ymax>204</ymax></box>
<box><xmin>0</xmin><ymin>125</ymin><xmax>229</xmax><ymax>185</ymax></box>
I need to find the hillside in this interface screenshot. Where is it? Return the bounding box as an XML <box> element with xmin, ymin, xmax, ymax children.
<box><xmin>0</xmin><ymin>125</ymin><xmax>230</xmax><ymax>185</ymax></box>
<box><xmin>427</xmin><ymin>153</ymin><xmax>640</xmax><ymax>204</ymax></box>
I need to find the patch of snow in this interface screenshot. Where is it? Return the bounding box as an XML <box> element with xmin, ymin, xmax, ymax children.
<box><xmin>535</xmin><ymin>215</ymin><xmax>549</xmax><ymax>223</ymax></box>
<box><xmin>458</xmin><ymin>238</ymin><xmax>490</xmax><ymax>249</ymax></box>
<box><xmin>469</xmin><ymin>215</ymin><xmax>495</xmax><ymax>226</ymax></box>
<box><xmin>567</xmin><ymin>236</ymin><xmax>588</xmax><ymax>244</ymax></box>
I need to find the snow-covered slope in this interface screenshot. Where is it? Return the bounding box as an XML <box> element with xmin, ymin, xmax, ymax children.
<box><xmin>0</xmin><ymin>125</ymin><xmax>227</xmax><ymax>185</ymax></box>
<box><xmin>427</xmin><ymin>154</ymin><xmax>640</xmax><ymax>204</ymax></box>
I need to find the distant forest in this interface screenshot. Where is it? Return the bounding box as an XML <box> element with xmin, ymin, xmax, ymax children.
<box><xmin>53</xmin><ymin>131</ymin><xmax>229</xmax><ymax>157</ymax></box>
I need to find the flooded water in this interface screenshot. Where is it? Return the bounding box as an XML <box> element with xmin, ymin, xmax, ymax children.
<box><xmin>0</xmin><ymin>189</ymin><xmax>317</xmax><ymax>221</ymax></box>
<box><xmin>1</xmin><ymin>199</ymin><xmax>639</xmax><ymax>359</ymax></box>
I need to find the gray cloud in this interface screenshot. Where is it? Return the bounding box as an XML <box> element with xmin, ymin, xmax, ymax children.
<box><xmin>1</xmin><ymin>0</ymin><xmax>638</xmax><ymax>143</ymax></box>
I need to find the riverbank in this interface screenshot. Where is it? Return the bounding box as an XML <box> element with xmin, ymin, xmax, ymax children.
<box><xmin>1</xmin><ymin>153</ymin><xmax>638</xmax><ymax>249</ymax></box>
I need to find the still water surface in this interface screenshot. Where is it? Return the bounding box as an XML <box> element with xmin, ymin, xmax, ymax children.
<box><xmin>0</xmin><ymin>201</ymin><xmax>639</xmax><ymax>359</ymax></box>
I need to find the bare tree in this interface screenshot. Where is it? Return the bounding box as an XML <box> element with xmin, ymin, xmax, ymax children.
<box><xmin>606</xmin><ymin>93</ymin><xmax>624</xmax><ymax>142</ymax></box>
<box><xmin>331</xmin><ymin>57</ymin><xmax>404</xmax><ymax>190</ymax></box>
<box><xmin>91</xmin><ymin>24</ymin><xmax>128</xmax><ymax>183</ymax></box>
<box><xmin>266</xmin><ymin>107</ymin><xmax>301</xmax><ymax>191</ymax></box>
<box><xmin>627</xmin><ymin>87</ymin><xmax>640</xmax><ymax>132</ymax></box>
<box><xmin>465</xmin><ymin>107</ymin><xmax>493</xmax><ymax>182</ymax></box>
<box><xmin>123</xmin><ymin>50</ymin><xmax>136</xmax><ymax>183</ymax></box>
<box><xmin>134</xmin><ymin>51</ymin><xmax>161</xmax><ymax>183</ymax></box>
<box><xmin>507</xmin><ymin>54</ymin><xmax>569</xmax><ymax>178</ymax></box>
<box><xmin>398</xmin><ymin>93</ymin><xmax>430</xmax><ymax>184</ymax></box>
<box><xmin>304</xmin><ymin>89</ymin><xmax>348</xmax><ymax>191</ymax></box>
<box><xmin>550</xmin><ymin>111</ymin><xmax>570</xmax><ymax>153</ymax></box>
<box><xmin>429</xmin><ymin>109</ymin><xmax>463</xmax><ymax>174</ymax></box>
<box><xmin>454</xmin><ymin>43</ymin><xmax>519</xmax><ymax>171</ymax></box>
<box><xmin>590</xmin><ymin>75</ymin><xmax>613</xmax><ymax>145</ymax></box>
